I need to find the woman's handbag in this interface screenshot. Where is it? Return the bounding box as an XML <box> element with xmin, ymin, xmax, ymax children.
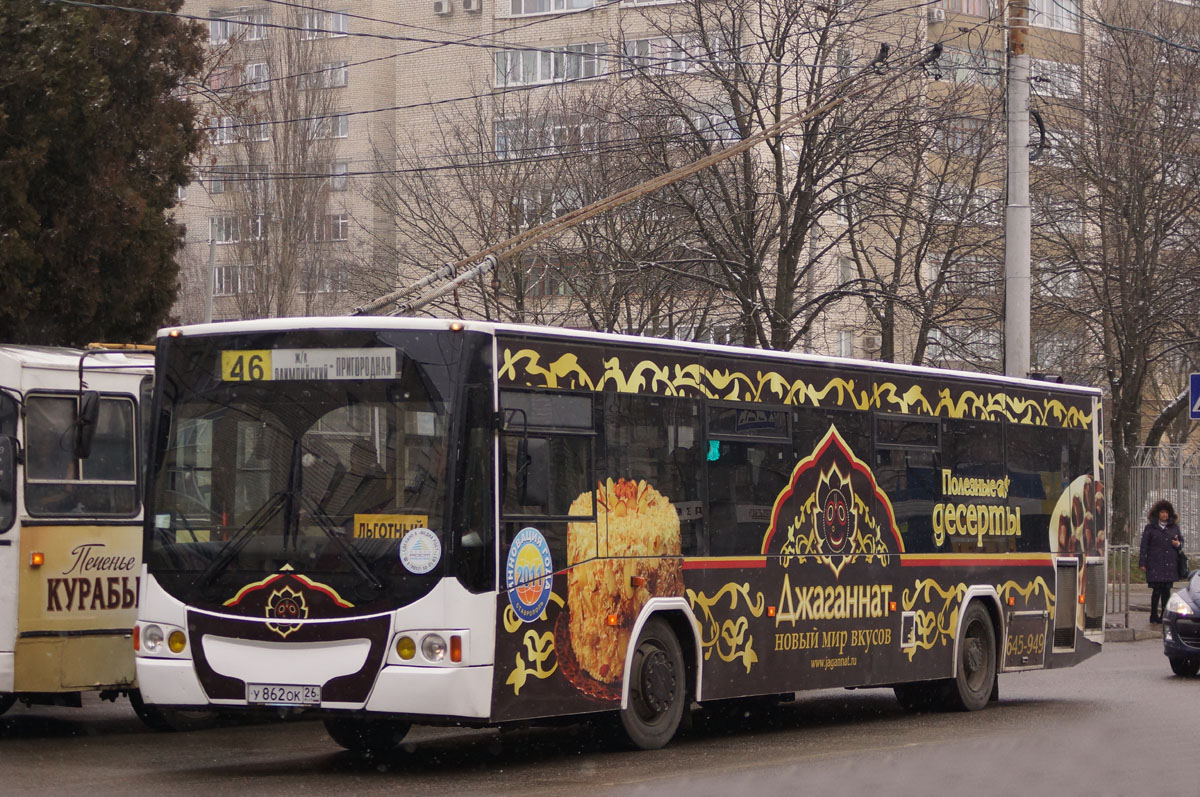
<box><xmin>1178</xmin><ymin>549</ymin><xmax>1191</xmax><ymax>580</ymax></box>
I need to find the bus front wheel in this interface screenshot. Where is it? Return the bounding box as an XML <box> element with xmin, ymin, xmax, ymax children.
<box><xmin>620</xmin><ymin>617</ymin><xmax>686</xmax><ymax>750</ymax></box>
<box><xmin>946</xmin><ymin>602</ymin><xmax>996</xmax><ymax>711</ymax></box>
<box><xmin>324</xmin><ymin>716</ymin><xmax>411</xmax><ymax>756</ymax></box>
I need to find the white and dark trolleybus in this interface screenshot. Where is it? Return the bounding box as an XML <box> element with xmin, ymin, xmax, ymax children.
<box><xmin>135</xmin><ymin>318</ymin><xmax>1105</xmax><ymax>752</ymax></box>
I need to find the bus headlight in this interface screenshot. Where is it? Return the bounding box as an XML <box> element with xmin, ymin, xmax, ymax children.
<box><xmin>168</xmin><ymin>630</ymin><xmax>187</xmax><ymax>654</ymax></box>
<box><xmin>396</xmin><ymin>635</ymin><xmax>416</xmax><ymax>660</ymax></box>
<box><xmin>143</xmin><ymin>624</ymin><xmax>164</xmax><ymax>654</ymax></box>
<box><xmin>421</xmin><ymin>634</ymin><xmax>447</xmax><ymax>662</ymax></box>
<box><xmin>1167</xmin><ymin>593</ymin><xmax>1193</xmax><ymax>617</ymax></box>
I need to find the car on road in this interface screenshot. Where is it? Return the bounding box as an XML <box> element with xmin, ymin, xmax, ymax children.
<box><xmin>1163</xmin><ymin>571</ymin><xmax>1200</xmax><ymax>676</ymax></box>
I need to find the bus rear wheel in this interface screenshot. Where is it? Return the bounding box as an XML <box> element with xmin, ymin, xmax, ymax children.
<box><xmin>620</xmin><ymin>617</ymin><xmax>686</xmax><ymax>750</ymax></box>
<box><xmin>324</xmin><ymin>716</ymin><xmax>411</xmax><ymax>756</ymax></box>
<box><xmin>0</xmin><ymin>693</ymin><xmax>15</xmax><ymax>716</ymax></box>
<box><xmin>946</xmin><ymin>602</ymin><xmax>996</xmax><ymax>711</ymax></box>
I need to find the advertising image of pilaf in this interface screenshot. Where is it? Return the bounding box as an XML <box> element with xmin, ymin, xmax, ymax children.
<box><xmin>566</xmin><ymin>478</ymin><xmax>683</xmax><ymax>684</ymax></box>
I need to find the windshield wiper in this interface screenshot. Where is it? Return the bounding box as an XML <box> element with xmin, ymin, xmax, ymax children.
<box><xmin>301</xmin><ymin>494</ymin><xmax>385</xmax><ymax>591</ymax></box>
<box><xmin>196</xmin><ymin>490</ymin><xmax>289</xmax><ymax>588</ymax></box>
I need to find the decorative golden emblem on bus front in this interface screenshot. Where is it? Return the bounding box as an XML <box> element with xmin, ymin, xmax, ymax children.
<box><xmin>266</xmin><ymin>585</ymin><xmax>308</xmax><ymax>638</ymax></box>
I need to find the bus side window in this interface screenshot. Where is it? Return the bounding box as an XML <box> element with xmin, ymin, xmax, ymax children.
<box><xmin>499</xmin><ymin>390</ymin><xmax>593</xmax><ymax>518</ymax></box>
<box><xmin>24</xmin><ymin>394</ymin><xmax>139</xmax><ymax>517</ymax></box>
<box><xmin>0</xmin><ymin>392</ymin><xmax>16</xmax><ymax>533</ymax></box>
<box><xmin>706</xmin><ymin>405</ymin><xmax>792</xmax><ymax>557</ymax></box>
<box><xmin>873</xmin><ymin>414</ymin><xmax>941</xmax><ymax>552</ymax></box>
<box><xmin>602</xmin><ymin>394</ymin><xmax>704</xmax><ymax>556</ymax></box>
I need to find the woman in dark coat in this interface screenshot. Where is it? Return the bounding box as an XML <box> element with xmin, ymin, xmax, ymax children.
<box><xmin>1139</xmin><ymin>499</ymin><xmax>1185</xmax><ymax>623</ymax></box>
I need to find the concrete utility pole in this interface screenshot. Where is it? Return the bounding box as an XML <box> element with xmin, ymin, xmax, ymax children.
<box><xmin>1005</xmin><ymin>0</ymin><xmax>1032</xmax><ymax>378</ymax></box>
<box><xmin>202</xmin><ymin>235</ymin><xmax>216</xmax><ymax>324</ymax></box>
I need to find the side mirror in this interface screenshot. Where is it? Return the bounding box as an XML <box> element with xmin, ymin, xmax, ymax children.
<box><xmin>0</xmin><ymin>435</ymin><xmax>16</xmax><ymax>533</ymax></box>
<box><xmin>75</xmin><ymin>390</ymin><xmax>101</xmax><ymax>460</ymax></box>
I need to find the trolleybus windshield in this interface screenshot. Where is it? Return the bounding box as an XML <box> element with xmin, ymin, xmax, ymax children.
<box><xmin>146</xmin><ymin>329</ymin><xmax>469</xmax><ymax>610</ymax></box>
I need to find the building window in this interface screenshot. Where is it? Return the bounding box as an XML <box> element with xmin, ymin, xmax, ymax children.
<box><xmin>947</xmin><ymin>255</ymin><xmax>1001</xmax><ymax>294</ymax></box>
<box><xmin>934</xmin><ymin>47</ymin><xmax>1003</xmax><ymax>89</ymax></box>
<box><xmin>525</xmin><ymin>264</ymin><xmax>573</xmax><ymax>297</ymax></box>
<box><xmin>508</xmin><ymin>0</ymin><xmax>594</xmax><ymax>15</ymax></box>
<box><xmin>309</xmin><ymin>114</ymin><xmax>349</xmax><ymax>140</ymax></box>
<box><xmin>625</xmin><ymin>37</ymin><xmax>691</xmax><ymax>75</ymax></box>
<box><xmin>928</xmin><ymin>326</ymin><xmax>1000</xmax><ymax>365</ymax></box>
<box><xmin>836</xmin><ymin>330</ymin><xmax>854</xmax><ymax>359</ymax></box>
<box><xmin>1030</xmin><ymin>0</ymin><xmax>1079</xmax><ymax>32</ymax></box>
<box><xmin>318</xmin><ymin>214</ymin><xmax>349</xmax><ymax>241</ymax></box>
<box><xmin>495</xmin><ymin>116</ymin><xmax>600</xmax><ymax>159</ymax></box>
<box><xmin>836</xmin><ymin>256</ymin><xmax>856</xmax><ymax>284</ymax></box>
<box><xmin>933</xmin><ymin>184</ymin><xmax>1002</xmax><ymax>226</ymax></box>
<box><xmin>933</xmin><ymin>117</ymin><xmax>988</xmax><ymax>153</ymax></box>
<box><xmin>1031</xmin><ymin>59</ymin><xmax>1081</xmax><ymax>98</ymax></box>
<box><xmin>245</xmin><ymin>62</ymin><xmax>270</xmax><ymax>92</ymax></box>
<box><xmin>305</xmin><ymin>61</ymin><xmax>349</xmax><ymax>89</ymax></box>
<box><xmin>209</xmin><ymin>9</ymin><xmax>268</xmax><ymax>44</ymax></box>
<box><xmin>210</xmin><ymin>216</ymin><xmax>240</xmax><ymax>244</ymax></box>
<box><xmin>209</xmin><ymin>116</ymin><xmax>237</xmax><ymax>145</ymax></box>
<box><xmin>214</xmin><ymin>264</ymin><xmax>257</xmax><ymax>296</ymax></box>
<box><xmin>1036</xmin><ymin>262</ymin><xmax>1082</xmax><ymax>298</ymax></box>
<box><xmin>176</xmin><ymin>184</ymin><xmax>188</xmax><ymax>202</ymax></box>
<box><xmin>209</xmin><ymin>15</ymin><xmax>235</xmax><ymax>45</ymax></box>
<box><xmin>494</xmin><ymin>44</ymin><xmax>607</xmax><ymax>87</ymax></box>
<box><xmin>250</xmin><ymin>120</ymin><xmax>271</xmax><ymax>142</ymax></box>
<box><xmin>325</xmin><ymin>61</ymin><xmax>349</xmax><ymax>87</ymax></box>
<box><xmin>938</xmin><ymin>0</ymin><xmax>1000</xmax><ymax>16</ymax></box>
<box><xmin>301</xmin><ymin>10</ymin><xmax>348</xmax><ymax>40</ymax></box>
<box><xmin>330</xmin><ymin>162</ymin><xmax>349</xmax><ymax>191</ymax></box>
<box><xmin>302</xmin><ymin>264</ymin><xmax>345</xmax><ymax>294</ymax></box>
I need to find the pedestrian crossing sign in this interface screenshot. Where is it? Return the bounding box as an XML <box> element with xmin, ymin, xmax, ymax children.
<box><xmin>1192</xmin><ymin>373</ymin><xmax>1200</xmax><ymax>420</ymax></box>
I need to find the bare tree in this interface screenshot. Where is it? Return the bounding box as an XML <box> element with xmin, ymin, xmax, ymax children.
<box><xmin>836</xmin><ymin>33</ymin><xmax>1007</xmax><ymax>367</ymax></box>
<box><xmin>366</xmin><ymin>78</ymin><xmax>725</xmax><ymax>335</ymax></box>
<box><xmin>1031</xmin><ymin>2</ymin><xmax>1200</xmax><ymax>541</ymax></box>
<box><xmin>199</xmin><ymin>3</ymin><xmax>348</xmax><ymax>318</ymax></box>
<box><xmin>615</xmin><ymin>0</ymin><xmax>935</xmax><ymax>350</ymax></box>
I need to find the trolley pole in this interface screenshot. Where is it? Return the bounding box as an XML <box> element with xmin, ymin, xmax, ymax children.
<box><xmin>1004</xmin><ymin>0</ymin><xmax>1032</xmax><ymax>378</ymax></box>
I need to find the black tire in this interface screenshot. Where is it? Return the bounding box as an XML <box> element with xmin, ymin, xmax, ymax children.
<box><xmin>620</xmin><ymin>617</ymin><xmax>687</xmax><ymax>750</ymax></box>
<box><xmin>945</xmin><ymin>602</ymin><xmax>997</xmax><ymax>711</ymax></box>
<box><xmin>1169</xmin><ymin>657</ymin><xmax>1200</xmax><ymax>677</ymax></box>
<box><xmin>324</xmin><ymin>716</ymin><xmax>411</xmax><ymax>756</ymax></box>
<box><xmin>893</xmin><ymin>681</ymin><xmax>947</xmax><ymax>713</ymax></box>
<box><xmin>0</xmin><ymin>693</ymin><xmax>15</xmax><ymax>716</ymax></box>
<box><xmin>128</xmin><ymin>689</ymin><xmax>218</xmax><ymax>732</ymax></box>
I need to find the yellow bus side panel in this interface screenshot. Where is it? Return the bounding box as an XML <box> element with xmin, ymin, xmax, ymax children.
<box><xmin>16</xmin><ymin>524</ymin><xmax>142</xmax><ymax>691</ymax></box>
<box><xmin>14</xmin><ymin>634</ymin><xmax>135</xmax><ymax>691</ymax></box>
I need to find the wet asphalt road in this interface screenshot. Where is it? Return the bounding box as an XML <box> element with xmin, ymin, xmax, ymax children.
<box><xmin>0</xmin><ymin>637</ymin><xmax>1189</xmax><ymax>795</ymax></box>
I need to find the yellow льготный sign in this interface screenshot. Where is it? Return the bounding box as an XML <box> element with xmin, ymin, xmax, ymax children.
<box><xmin>353</xmin><ymin>514</ymin><xmax>428</xmax><ymax>539</ymax></box>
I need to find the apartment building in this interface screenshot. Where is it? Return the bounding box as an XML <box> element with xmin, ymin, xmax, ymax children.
<box><xmin>172</xmin><ymin>0</ymin><xmax>1091</xmax><ymax>374</ymax></box>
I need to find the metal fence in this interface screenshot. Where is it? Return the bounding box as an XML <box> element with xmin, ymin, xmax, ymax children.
<box><xmin>1107</xmin><ymin>544</ymin><xmax>1131</xmax><ymax>629</ymax></box>
<box><xmin>1102</xmin><ymin>445</ymin><xmax>1200</xmax><ymax>628</ymax></box>
<box><xmin>1130</xmin><ymin>445</ymin><xmax>1200</xmax><ymax>557</ymax></box>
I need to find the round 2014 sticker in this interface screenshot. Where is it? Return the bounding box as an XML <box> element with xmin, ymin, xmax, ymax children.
<box><xmin>505</xmin><ymin>527</ymin><xmax>553</xmax><ymax>623</ymax></box>
<box><xmin>398</xmin><ymin>527</ymin><xmax>441</xmax><ymax>575</ymax></box>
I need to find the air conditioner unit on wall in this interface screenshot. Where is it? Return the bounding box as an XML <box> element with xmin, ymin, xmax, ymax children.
<box><xmin>928</xmin><ymin>6</ymin><xmax>946</xmax><ymax>22</ymax></box>
<box><xmin>463</xmin><ymin>0</ymin><xmax>481</xmax><ymax>11</ymax></box>
<box><xmin>433</xmin><ymin>0</ymin><xmax>451</xmax><ymax>15</ymax></box>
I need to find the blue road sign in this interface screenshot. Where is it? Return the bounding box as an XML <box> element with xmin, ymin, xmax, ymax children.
<box><xmin>1192</xmin><ymin>373</ymin><xmax>1200</xmax><ymax>420</ymax></box>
